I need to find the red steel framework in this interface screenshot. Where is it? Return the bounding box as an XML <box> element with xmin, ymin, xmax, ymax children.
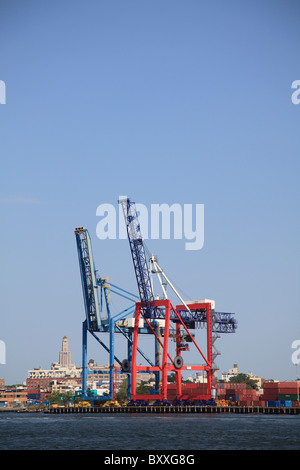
<box><xmin>131</xmin><ymin>299</ymin><xmax>213</xmax><ymax>401</ymax></box>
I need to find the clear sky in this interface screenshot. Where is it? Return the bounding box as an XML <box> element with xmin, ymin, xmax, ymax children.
<box><xmin>0</xmin><ymin>0</ymin><xmax>299</xmax><ymax>385</ymax></box>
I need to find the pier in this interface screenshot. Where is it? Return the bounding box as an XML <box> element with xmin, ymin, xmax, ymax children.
<box><xmin>45</xmin><ymin>405</ymin><xmax>300</xmax><ymax>415</ymax></box>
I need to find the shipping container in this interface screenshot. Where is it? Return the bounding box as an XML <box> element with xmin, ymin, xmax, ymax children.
<box><xmin>292</xmin><ymin>401</ymin><xmax>300</xmax><ymax>407</ymax></box>
<box><xmin>221</xmin><ymin>383</ymin><xmax>246</xmax><ymax>390</ymax></box>
<box><xmin>278</xmin><ymin>382</ymin><xmax>299</xmax><ymax>388</ymax></box>
<box><xmin>278</xmin><ymin>388</ymin><xmax>298</xmax><ymax>394</ymax></box>
<box><xmin>168</xmin><ymin>384</ymin><xmax>208</xmax><ymax>391</ymax></box>
<box><xmin>182</xmin><ymin>386</ymin><xmax>208</xmax><ymax>394</ymax></box>
<box><xmin>252</xmin><ymin>400</ymin><xmax>263</xmax><ymax>406</ymax></box>
<box><xmin>182</xmin><ymin>383</ymin><xmax>208</xmax><ymax>389</ymax></box>
<box><xmin>260</xmin><ymin>393</ymin><xmax>278</xmax><ymax>400</ymax></box>
<box><xmin>280</xmin><ymin>400</ymin><xmax>292</xmax><ymax>407</ymax></box>
<box><xmin>278</xmin><ymin>394</ymin><xmax>298</xmax><ymax>401</ymax></box>
<box><xmin>266</xmin><ymin>401</ymin><xmax>280</xmax><ymax>407</ymax></box>
<box><xmin>225</xmin><ymin>394</ymin><xmax>238</xmax><ymax>401</ymax></box>
<box><xmin>264</xmin><ymin>383</ymin><xmax>279</xmax><ymax>389</ymax></box>
<box><xmin>240</xmin><ymin>389</ymin><xmax>257</xmax><ymax>396</ymax></box>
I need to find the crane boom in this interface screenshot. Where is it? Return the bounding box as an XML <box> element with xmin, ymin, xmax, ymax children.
<box><xmin>118</xmin><ymin>198</ymin><xmax>155</xmax><ymax>318</ymax></box>
<box><xmin>119</xmin><ymin>197</ymin><xmax>237</xmax><ymax>333</ymax></box>
<box><xmin>74</xmin><ymin>227</ymin><xmax>101</xmax><ymax>330</ymax></box>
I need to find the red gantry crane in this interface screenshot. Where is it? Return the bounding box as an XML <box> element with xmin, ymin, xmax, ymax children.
<box><xmin>119</xmin><ymin>197</ymin><xmax>237</xmax><ymax>403</ymax></box>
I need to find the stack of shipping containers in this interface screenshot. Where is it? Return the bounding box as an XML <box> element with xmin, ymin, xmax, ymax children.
<box><xmin>167</xmin><ymin>383</ymin><xmax>210</xmax><ymax>402</ymax></box>
<box><xmin>165</xmin><ymin>381</ymin><xmax>300</xmax><ymax>407</ymax></box>
<box><xmin>216</xmin><ymin>382</ymin><xmax>259</xmax><ymax>405</ymax></box>
<box><xmin>216</xmin><ymin>381</ymin><xmax>300</xmax><ymax>407</ymax></box>
<box><xmin>260</xmin><ymin>382</ymin><xmax>300</xmax><ymax>408</ymax></box>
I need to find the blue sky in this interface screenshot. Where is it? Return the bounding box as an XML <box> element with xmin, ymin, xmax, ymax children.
<box><xmin>0</xmin><ymin>0</ymin><xmax>299</xmax><ymax>385</ymax></box>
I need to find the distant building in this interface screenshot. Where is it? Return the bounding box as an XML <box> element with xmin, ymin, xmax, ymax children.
<box><xmin>221</xmin><ymin>363</ymin><xmax>265</xmax><ymax>389</ymax></box>
<box><xmin>86</xmin><ymin>359</ymin><xmax>155</xmax><ymax>391</ymax></box>
<box><xmin>51</xmin><ymin>335</ymin><xmax>78</xmax><ymax>373</ymax></box>
<box><xmin>247</xmin><ymin>372</ymin><xmax>265</xmax><ymax>389</ymax></box>
<box><xmin>26</xmin><ymin>336</ymin><xmax>155</xmax><ymax>396</ymax></box>
<box><xmin>27</xmin><ymin>336</ymin><xmax>81</xmax><ymax>386</ymax></box>
<box><xmin>0</xmin><ymin>389</ymin><xmax>27</xmax><ymax>408</ymax></box>
<box><xmin>59</xmin><ymin>336</ymin><xmax>74</xmax><ymax>368</ymax></box>
<box><xmin>51</xmin><ymin>378</ymin><xmax>81</xmax><ymax>394</ymax></box>
<box><xmin>221</xmin><ymin>363</ymin><xmax>239</xmax><ymax>382</ymax></box>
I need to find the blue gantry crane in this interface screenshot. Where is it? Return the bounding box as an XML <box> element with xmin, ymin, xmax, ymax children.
<box><xmin>74</xmin><ymin>226</ymin><xmax>158</xmax><ymax>403</ymax></box>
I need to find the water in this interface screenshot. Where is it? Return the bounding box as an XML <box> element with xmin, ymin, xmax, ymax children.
<box><xmin>0</xmin><ymin>412</ymin><xmax>299</xmax><ymax>450</ymax></box>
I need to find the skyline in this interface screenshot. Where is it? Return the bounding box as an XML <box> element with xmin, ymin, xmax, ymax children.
<box><xmin>15</xmin><ymin>332</ymin><xmax>298</xmax><ymax>385</ymax></box>
<box><xmin>0</xmin><ymin>1</ymin><xmax>299</xmax><ymax>384</ymax></box>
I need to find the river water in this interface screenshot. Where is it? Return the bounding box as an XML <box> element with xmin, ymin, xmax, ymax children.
<box><xmin>0</xmin><ymin>412</ymin><xmax>299</xmax><ymax>451</ymax></box>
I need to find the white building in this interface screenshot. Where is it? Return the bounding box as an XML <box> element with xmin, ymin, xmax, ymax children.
<box><xmin>28</xmin><ymin>336</ymin><xmax>81</xmax><ymax>380</ymax></box>
<box><xmin>221</xmin><ymin>363</ymin><xmax>239</xmax><ymax>382</ymax></box>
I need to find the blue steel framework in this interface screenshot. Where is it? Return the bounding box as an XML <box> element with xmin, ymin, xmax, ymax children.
<box><xmin>75</xmin><ymin>227</ymin><xmax>156</xmax><ymax>403</ymax></box>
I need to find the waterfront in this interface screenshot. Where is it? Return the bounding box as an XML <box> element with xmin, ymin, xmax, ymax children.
<box><xmin>0</xmin><ymin>412</ymin><xmax>299</xmax><ymax>450</ymax></box>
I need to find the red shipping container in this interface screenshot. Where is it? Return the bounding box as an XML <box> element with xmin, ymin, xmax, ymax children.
<box><xmin>183</xmin><ymin>383</ymin><xmax>208</xmax><ymax>389</ymax></box>
<box><xmin>252</xmin><ymin>401</ymin><xmax>261</xmax><ymax>406</ymax></box>
<box><xmin>222</xmin><ymin>383</ymin><xmax>246</xmax><ymax>390</ymax></box>
<box><xmin>292</xmin><ymin>401</ymin><xmax>300</xmax><ymax>407</ymax></box>
<box><xmin>278</xmin><ymin>382</ymin><xmax>298</xmax><ymax>388</ymax></box>
<box><xmin>240</xmin><ymin>390</ymin><xmax>257</xmax><ymax>398</ymax></box>
<box><xmin>264</xmin><ymin>383</ymin><xmax>279</xmax><ymax>389</ymax></box>
<box><xmin>235</xmin><ymin>383</ymin><xmax>246</xmax><ymax>390</ymax></box>
<box><xmin>183</xmin><ymin>387</ymin><xmax>208</xmax><ymax>394</ymax></box>
<box><xmin>261</xmin><ymin>393</ymin><xmax>278</xmax><ymax>399</ymax></box>
<box><xmin>183</xmin><ymin>384</ymin><xmax>207</xmax><ymax>390</ymax></box>
<box><xmin>278</xmin><ymin>388</ymin><xmax>298</xmax><ymax>394</ymax></box>
<box><xmin>224</xmin><ymin>383</ymin><xmax>232</xmax><ymax>389</ymax></box>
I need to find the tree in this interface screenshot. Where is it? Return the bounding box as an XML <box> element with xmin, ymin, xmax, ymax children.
<box><xmin>49</xmin><ymin>392</ymin><xmax>60</xmax><ymax>404</ymax></box>
<box><xmin>116</xmin><ymin>378</ymin><xmax>129</xmax><ymax>403</ymax></box>
<box><xmin>49</xmin><ymin>391</ymin><xmax>73</xmax><ymax>405</ymax></box>
<box><xmin>136</xmin><ymin>380</ymin><xmax>152</xmax><ymax>395</ymax></box>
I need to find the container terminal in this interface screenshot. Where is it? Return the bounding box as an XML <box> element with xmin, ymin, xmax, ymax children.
<box><xmin>2</xmin><ymin>197</ymin><xmax>297</xmax><ymax>415</ymax></box>
<box><xmin>42</xmin><ymin>196</ymin><xmax>297</xmax><ymax>415</ymax></box>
